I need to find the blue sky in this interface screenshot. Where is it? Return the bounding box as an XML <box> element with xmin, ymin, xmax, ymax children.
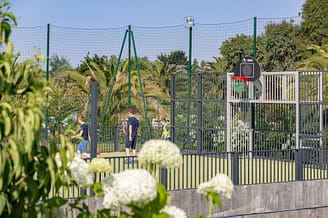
<box><xmin>11</xmin><ymin>0</ymin><xmax>305</xmax><ymax>28</ymax></box>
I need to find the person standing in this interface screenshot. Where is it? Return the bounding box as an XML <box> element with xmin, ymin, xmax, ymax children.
<box><xmin>161</xmin><ymin>118</ymin><xmax>171</xmax><ymax>141</ymax></box>
<box><xmin>73</xmin><ymin>114</ymin><xmax>90</xmax><ymax>158</ymax></box>
<box><xmin>125</xmin><ymin>108</ymin><xmax>139</xmax><ymax>163</ymax></box>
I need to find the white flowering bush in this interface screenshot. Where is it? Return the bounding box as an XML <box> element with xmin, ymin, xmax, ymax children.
<box><xmin>138</xmin><ymin>139</ymin><xmax>182</xmax><ymax>170</ymax></box>
<box><xmin>53</xmin><ymin>140</ymin><xmax>233</xmax><ymax>218</ymax></box>
<box><xmin>68</xmin><ymin>156</ymin><xmax>94</xmax><ymax>188</ymax></box>
<box><xmin>65</xmin><ymin>156</ymin><xmax>171</xmax><ymax>217</ymax></box>
<box><xmin>102</xmin><ymin>169</ymin><xmax>157</xmax><ymax>209</ymax></box>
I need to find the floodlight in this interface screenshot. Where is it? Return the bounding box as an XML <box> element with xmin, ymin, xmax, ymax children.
<box><xmin>184</xmin><ymin>16</ymin><xmax>194</xmax><ymax>28</ymax></box>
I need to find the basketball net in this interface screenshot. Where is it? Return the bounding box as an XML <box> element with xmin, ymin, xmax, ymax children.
<box><xmin>232</xmin><ymin>76</ymin><xmax>250</xmax><ymax>93</ymax></box>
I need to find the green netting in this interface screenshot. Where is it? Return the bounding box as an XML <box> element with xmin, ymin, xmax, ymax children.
<box><xmin>10</xmin><ymin>17</ymin><xmax>302</xmax><ymax>129</ymax></box>
<box><xmin>11</xmin><ymin>17</ymin><xmax>301</xmax><ymax>68</ymax></box>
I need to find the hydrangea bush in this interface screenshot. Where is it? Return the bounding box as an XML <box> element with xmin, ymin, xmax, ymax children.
<box><xmin>63</xmin><ymin>139</ymin><xmax>234</xmax><ymax>218</ymax></box>
<box><xmin>102</xmin><ymin>169</ymin><xmax>157</xmax><ymax>209</ymax></box>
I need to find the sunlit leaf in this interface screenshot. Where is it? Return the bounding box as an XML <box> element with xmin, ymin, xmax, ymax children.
<box><xmin>47</xmin><ymin>197</ymin><xmax>67</xmax><ymax>208</ymax></box>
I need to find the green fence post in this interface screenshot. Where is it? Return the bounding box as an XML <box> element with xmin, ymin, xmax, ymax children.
<box><xmin>101</xmin><ymin>29</ymin><xmax>128</xmax><ymax>124</ymax></box>
<box><xmin>197</xmin><ymin>73</ymin><xmax>203</xmax><ymax>153</ymax></box>
<box><xmin>45</xmin><ymin>23</ymin><xmax>50</xmax><ymax>140</ymax></box>
<box><xmin>253</xmin><ymin>17</ymin><xmax>257</xmax><ymax>58</ymax></box>
<box><xmin>170</xmin><ymin>73</ymin><xmax>176</xmax><ymax>143</ymax></box>
<box><xmin>130</xmin><ymin>30</ymin><xmax>152</xmax><ymax>139</ymax></box>
<box><xmin>185</xmin><ymin>17</ymin><xmax>194</xmax><ymax>147</ymax></box>
<box><xmin>128</xmin><ymin>25</ymin><xmax>131</xmax><ymax>108</ymax></box>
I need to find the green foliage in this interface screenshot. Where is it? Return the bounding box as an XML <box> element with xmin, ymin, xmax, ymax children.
<box><xmin>0</xmin><ymin>3</ymin><xmax>76</xmax><ymax>217</ymax></box>
<box><xmin>296</xmin><ymin>44</ymin><xmax>328</xmax><ymax>71</ymax></box>
<box><xmin>76</xmin><ymin>53</ymin><xmax>115</xmax><ymax>79</ymax></box>
<box><xmin>146</xmin><ymin>59</ymin><xmax>175</xmax><ymax>93</ymax></box>
<box><xmin>206</xmin><ymin>192</ymin><xmax>222</xmax><ymax>208</ymax></box>
<box><xmin>157</xmin><ymin>50</ymin><xmax>188</xmax><ymax>67</ymax></box>
<box><xmin>257</xmin><ymin>21</ymin><xmax>299</xmax><ymax>71</ymax></box>
<box><xmin>200</xmin><ymin>56</ymin><xmax>225</xmax><ymax>73</ymax></box>
<box><xmin>49</xmin><ymin>54</ymin><xmax>73</xmax><ymax>76</ymax></box>
<box><xmin>301</xmin><ymin>0</ymin><xmax>328</xmax><ymax>46</ymax></box>
<box><xmin>220</xmin><ymin>34</ymin><xmax>253</xmax><ymax>72</ymax></box>
<box><xmin>49</xmin><ymin>72</ymin><xmax>90</xmax><ymax>120</ymax></box>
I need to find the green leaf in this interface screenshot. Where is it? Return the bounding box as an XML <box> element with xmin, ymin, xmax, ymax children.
<box><xmin>95</xmin><ymin>209</ymin><xmax>113</xmax><ymax>218</ymax></box>
<box><xmin>25</xmin><ymin>177</ymin><xmax>39</xmax><ymax>203</ymax></box>
<box><xmin>0</xmin><ymin>192</ymin><xmax>6</xmax><ymax>215</ymax></box>
<box><xmin>2</xmin><ymin>61</ymin><xmax>11</xmax><ymax>77</ymax></box>
<box><xmin>69</xmin><ymin>194</ymin><xmax>88</xmax><ymax>208</ymax></box>
<box><xmin>77</xmin><ymin>212</ymin><xmax>92</xmax><ymax>218</ymax></box>
<box><xmin>8</xmin><ymin>139</ymin><xmax>21</xmax><ymax>177</ymax></box>
<box><xmin>92</xmin><ymin>182</ymin><xmax>103</xmax><ymax>196</ymax></box>
<box><xmin>208</xmin><ymin>192</ymin><xmax>222</xmax><ymax>208</ymax></box>
<box><xmin>156</xmin><ymin>183</ymin><xmax>170</xmax><ymax>209</ymax></box>
<box><xmin>152</xmin><ymin>212</ymin><xmax>169</xmax><ymax>218</ymax></box>
<box><xmin>46</xmin><ymin>156</ymin><xmax>56</xmax><ymax>185</ymax></box>
<box><xmin>47</xmin><ymin>197</ymin><xmax>68</xmax><ymax>208</ymax></box>
<box><xmin>1</xmin><ymin>108</ymin><xmax>11</xmax><ymax>136</ymax></box>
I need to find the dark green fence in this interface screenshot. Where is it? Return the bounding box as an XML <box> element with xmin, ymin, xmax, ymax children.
<box><xmin>53</xmin><ymin>148</ymin><xmax>328</xmax><ymax>198</ymax></box>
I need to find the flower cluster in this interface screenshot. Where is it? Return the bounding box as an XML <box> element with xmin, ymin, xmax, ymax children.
<box><xmin>66</xmin><ymin>156</ymin><xmax>113</xmax><ymax>188</ymax></box>
<box><xmin>161</xmin><ymin>205</ymin><xmax>187</xmax><ymax>218</ymax></box>
<box><xmin>67</xmin><ymin>156</ymin><xmax>94</xmax><ymax>188</ymax></box>
<box><xmin>102</xmin><ymin>169</ymin><xmax>158</xmax><ymax>209</ymax></box>
<box><xmin>138</xmin><ymin>139</ymin><xmax>182</xmax><ymax>168</ymax></box>
<box><xmin>62</xmin><ymin>143</ymin><xmax>232</xmax><ymax>217</ymax></box>
<box><xmin>88</xmin><ymin>157</ymin><xmax>112</xmax><ymax>173</ymax></box>
<box><xmin>197</xmin><ymin>173</ymin><xmax>234</xmax><ymax>199</ymax></box>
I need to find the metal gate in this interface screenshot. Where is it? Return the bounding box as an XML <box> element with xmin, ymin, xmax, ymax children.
<box><xmin>171</xmin><ymin>71</ymin><xmax>328</xmax><ymax>152</ymax></box>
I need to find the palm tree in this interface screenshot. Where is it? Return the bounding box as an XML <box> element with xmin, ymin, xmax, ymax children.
<box><xmin>108</xmin><ymin>58</ymin><xmax>170</xmax><ymax>124</ymax></box>
<box><xmin>51</xmin><ymin>70</ymin><xmax>91</xmax><ymax>119</ymax></box>
<box><xmin>52</xmin><ymin>56</ymin><xmax>169</xmax><ymax>126</ymax></box>
<box><xmin>296</xmin><ymin>44</ymin><xmax>328</xmax><ymax>71</ymax></box>
<box><xmin>200</xmin><ymin>56</ymin><xmax>225</xmax><ymax>73</ymax></box>
<box><xmin>146</xmin><ymin>59</ymin><xmax>176</xmax><ymax>94</ymax></box>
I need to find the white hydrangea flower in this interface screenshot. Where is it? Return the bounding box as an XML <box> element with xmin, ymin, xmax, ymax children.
<box><xmin>67</xmin><ymin>156</ymin><xmax>93</xmax><ymax>188</ymax></box>
<box><xmin>88</xmin><ymin>157</ymin><xmax>112</xmax><ymax>173</ymax></box>
<box><xmin>161</xmin><ymin>205</ymin><xmax>187</xmax><ymax>218</ymax></box>
<box><xmin>102</xmin><ymin>169</ymin><xmax>157</xmax><ymax>209</ymax></box>
<box><xmin>138</xmin><ymin>139</ymin><xmax>182</xmax><ymax>168</ymax></box>
<box><xmin>197</xmin><ymin>173</ymin><xmax>234</xmax><ymax>199</ymax></box>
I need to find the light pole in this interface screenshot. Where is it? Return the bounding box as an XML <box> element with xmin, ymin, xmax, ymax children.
<box><xmin>184</xmin><ymin>16</ymin><xmax>194</xmax><ymax>146</ymax></box>
<box><xmin>184</xmin><ymin>16</ymin><xmax>194</xmax><ymax>74</ymax></box>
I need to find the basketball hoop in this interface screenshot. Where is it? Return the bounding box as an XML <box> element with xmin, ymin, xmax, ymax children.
<box><xmin>232</xmin><ymin>76</ymin><xmax>250</xmax><ymax>93</ymax></box>
<box><xmin>232</xmin><ymin>56</ymin><xmax>260</xmax><ymax>94</ymax></box>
